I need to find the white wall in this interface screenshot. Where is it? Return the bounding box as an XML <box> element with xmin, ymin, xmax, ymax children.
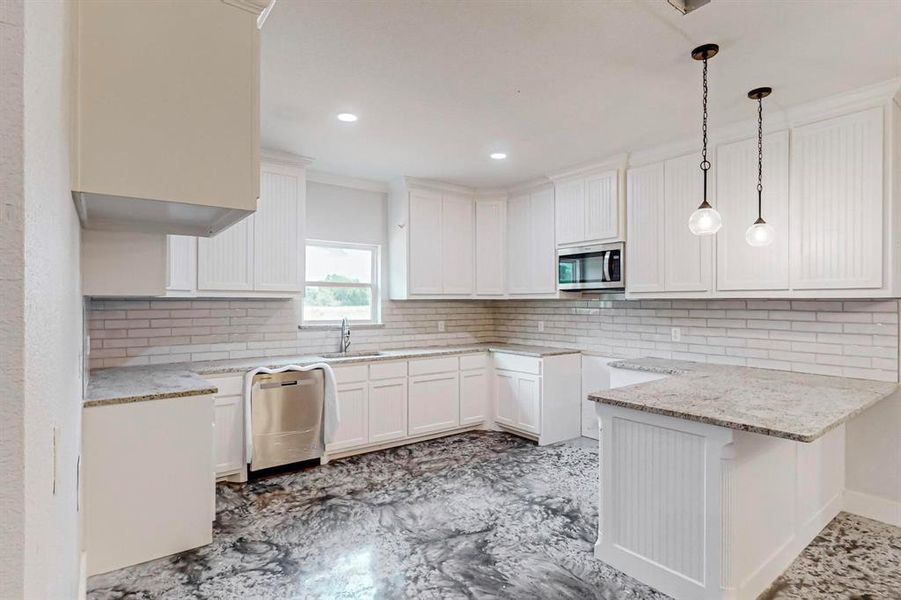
<box><xmin>21</xmin><ymin>0</ymin><xmax>82</xmax><ymax>596</ymax></box>
<box><xmin>0</xmin><ymin>0</ymin><xmax>26</xmax><ymax>597</ymax></box>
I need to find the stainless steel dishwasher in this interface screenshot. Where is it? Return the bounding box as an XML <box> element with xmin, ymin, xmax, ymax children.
<box><xmin>249</xmin><ymin>370</ymin><xmax>324</xmax><ymax>472</ymax></box>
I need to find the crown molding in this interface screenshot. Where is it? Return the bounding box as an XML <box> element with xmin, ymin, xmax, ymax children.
<box><xmin>260</xmin><ymin>148</ymin><xmax>314</xmax><ymax>169</ymax></box>
<box><xmin>307</xmin><ymin>170</ymin><xmax>389</xmax><ymax>194</ymax></box>
<box><xmin>400</xmin><ymin>176</ymin><xmax>475</xmax><ymax>196</ymax></box>
<box><xmin>506</xmin><ymin>176</ymin><xmax>552</xmax><ymax>196</ymax></box>
<box><xmin>547</xmin><ymin>152</ymin><xmax>629</xmax><ymax>182</ymax></box>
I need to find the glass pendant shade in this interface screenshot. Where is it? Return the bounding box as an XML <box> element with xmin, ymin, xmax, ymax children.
<box><xmin>688</xmin><ymin>203</ymin><xmax>722</xmax><ymax>235</ymax></box>
<box><xmin>745</xmin><ymin>219</ymin><xmax>775</xmax><ymax>247</ymax></box>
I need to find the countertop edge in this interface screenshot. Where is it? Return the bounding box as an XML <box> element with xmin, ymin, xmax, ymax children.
<box><xmin>83</xmin><ymin>385</ymin><xmax>218</xmax><ymax>408</ymax></box>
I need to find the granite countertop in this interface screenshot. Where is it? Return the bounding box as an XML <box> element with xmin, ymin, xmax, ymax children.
<box><xmin>84</xmin><ymin>342</ymin><xmax>580</xmax><ymax>407</ymax></box>
<box><xmin>587</xmin><ymin>357</ymin><xmax>898</xmax><ymax>443</ymax></box>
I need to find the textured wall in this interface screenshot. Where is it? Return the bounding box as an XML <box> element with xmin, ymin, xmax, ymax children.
<box><xmin>0</xmin><ymin>0</ymin><xmax>26</xmax><ymax>596</ymax></box>
<box><xmin>21</xmin><ymin>0</ymin><xmax>83</xmax><ymax>596</ymax></box>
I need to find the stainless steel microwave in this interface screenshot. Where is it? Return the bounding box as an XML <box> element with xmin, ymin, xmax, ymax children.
<box><xmin>557</xmin><ymin>242</ymin><xmax>624</xmax><ymax>291</ymax></box>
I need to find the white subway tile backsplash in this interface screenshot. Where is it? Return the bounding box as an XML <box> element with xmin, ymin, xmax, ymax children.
<box><xmin>87</xmin><ymin>297</ymin><xmax>900</xmax><ymax>383</ymax></box>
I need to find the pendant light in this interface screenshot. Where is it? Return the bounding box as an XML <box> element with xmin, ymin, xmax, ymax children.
<box><xmin>745</xmin><ymin>87</ymin><xmax>775</xmax><ymax>247</ymax></box>
<box><xmin>688</xmin><ymin>43</ymin><xmax>722</xmax><ymax>236</ymax></box>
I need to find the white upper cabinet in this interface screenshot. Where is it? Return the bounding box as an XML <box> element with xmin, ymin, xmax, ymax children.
<box><xmin>626</xmin><ymin>163</ymin><xmax>666</xmax><ymax>293</ymax></box>
<box><xmin>554</xmin><ymin>170</ymin><xmax>620</xmax><ymax>246</ymax></box>
<box><xmin>408</xmin><ymin>189</ymin><xmax>445</xmax><ymax>295</ymax></box>
<box><xmin>507</xmin><ymin>186</ymin><xmax>557</xmax><ymax>296</ymax></box>
<box><xmin>198</xmin><ymin>215</ymin><xmax>255</xmax><ymax>291</ymax></box>
<box><xmin>81</xmin><ymin>152</ymin><xmax>308</xmax><ymax>298</ymax></box>
<box><xmin>790</xmin><ymin>108</ymin><xmax>884</xmax><ymax>290</ymax></box>
<box><xmin>441</xmin><ymin>194</ymin><xmax>475</xmax><ymax>295</ymax></box>
<box><xmin>716</xmin><ymin>131</ymin><xmax>790</xmax><ymax>291</ymax></box>
<box><xmin>663</xmin><ymin>152</ymin><xmax>712</xmax><ymax>293</ymax></box>
<box><xmin>253</xmin><ymin>163</ymin><xmax>305</xmax><ymax>292</ymax></box>
<box><xmin>474</xmin><ymin>197</ymin><xmax>507</xmax><ymax>296</ymax></box>
<box><xmin>72</xmin><ymin>0</ymin><xmax>266</xmax><ymax>237</ymax></box>
<box><xmin>389</xmin><ymin>180</ymin><xmax>475</xmax><ymax>298</ymax></box>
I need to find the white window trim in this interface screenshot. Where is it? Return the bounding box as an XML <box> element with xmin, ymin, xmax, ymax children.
<box><xmin>303</xmin><ymin>240</ymin><xmax>381</xmax><ymax>325</ymax></box>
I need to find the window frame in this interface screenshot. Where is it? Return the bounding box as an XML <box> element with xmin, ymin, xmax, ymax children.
<box><xmin>302</xmin><ymin>239</ymin><xmax>381</xmax><ymax>325</ymax></box>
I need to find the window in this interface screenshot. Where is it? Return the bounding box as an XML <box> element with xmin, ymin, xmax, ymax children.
<box><xmin>303</xmin><ymin>241</ymin><xmax>380</xmax><ymax>323</ymax></box>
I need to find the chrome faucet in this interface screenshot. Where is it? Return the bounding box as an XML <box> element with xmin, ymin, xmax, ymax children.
<box><xmin>340</xmin><ymin>317</ymin><xmax>351</xmax><ymax>354</ymax></box>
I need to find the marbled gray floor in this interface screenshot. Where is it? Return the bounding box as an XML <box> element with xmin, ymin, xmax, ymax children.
<box><xmin>87</xmin><ymin>432</ymin><xmax>900</xmax><ymax>600</ymax></box>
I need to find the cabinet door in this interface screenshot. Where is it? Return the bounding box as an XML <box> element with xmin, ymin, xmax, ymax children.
<box><xmin>716</xmin><ymin>131</ymin><xmax>790</xmax><ymax>291</ymax></box>
<box><xmin>584</xmin><ymin>171</ymin><xmax>619</xmax><ymax>242</ymax></box>
<box><xmin>515</xmin><ymin>373</ymin><xmax>541</xmax><ymax>434</ymax></box>
<box><xmin>663</xmin><ymin>152</ymin><xmax>712</xmax><ymax>292</ymax></box>
<box><xmin>530</xmin><ymin>187</ymin><xmax>558</xmax><ymax>293</ymax></box>
<box><xmin>460</xmin><ymin>369</ymin><xmax>488</xmax><ymax>425</ymax></box>
<box><xmin>441</xmin><ymin>194</ymin><xmax>474</xmax><ymax>295</ymax></box>
<box><xmin>214</xmin><ymin>396</ymin><xmax>244</xmax><ymax>476</ymax></box>
<box><xmin>555</xmin><ymin>179</ymin><xmax>584</xmax><ymax>246</ymax></box>
<box><xmin>328</xmin><ymin>382</ymin><xmax>369</xmax><ymax>451</ymax></box>
<box><xmin>494</xmin><ymin>370</ymin><xmax>516</xmax><ymax>426</ymax></box>
<box><xmin>197</xmin><ymin>215</ymin><xmax>254</xmax><ymax>291</ymax></box>
<box><xmin>254</xmin><ymin>165</ymin><xmax>303</xmax><ymax>292</ymax></box>
<box><xmin>368</xmin><ymin>378</ymin><xmax>407</xmax><ymax>444</ymax></box>
<box><xmin>409</xmin><ymin>190</ymin><xmax>444</xmax><ymax>294</ymax></box>
<box><xmin>506</xmin><ymin>193</ymin><xmax>532</xmax><ymax>294</ymax></box>
<box><xmin>790</xmin><ymin>108</ymin><xmax>884</xmax><ymax>289</ymax></box>
<box><xmin>166</xmin><ymin>235</ymin><xmax>197</xmax><ymax>293</ymax></box>
<box><xmin>475</xmin><ymin>199</ymin><xmax>506</xmax><ymax>296</ymax></box>
<box><xmin>626</xmin><ymin>163</ymin><xmax>666</xmax><ymax>292</ymax></box>
<box><xmin>408</xmin><ymin>372</ymin><xmax>460</xmax><ymax>436</ymax></box>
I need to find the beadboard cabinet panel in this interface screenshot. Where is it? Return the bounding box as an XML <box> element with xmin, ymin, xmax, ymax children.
<box><xmin>166</xmin><ymin>235</ymin><xmax>197</xmax><ymax>293</ymax></box>
<box><xmin>475</xmin><ymin>199</ymin><xmax>507</xmax><ymax>296</ymax></box>
<box><xmin>716</xmin><ymin>131</ymin><xmax>790</xmax><ymax>291</ymax></box>
<box><xmin>506</xmin><ymin>193</ymin><xmax>532</xmax><ymax>295</ymax></box>
<box><xmin>530</xmin><ymin>187</ymin><xmax>558</xmax><ymax>294</ymax></box>
<box><xmin>368</xmin><ymin>378</ymin><xmax>408</xmax><ymax>444</ymax></box>
<box><xmin>584</xmin><ymin>171</ymin><xmax>619</xmax><ymax>242</ymax></box>
<box><xmin>790</xmin><ymin>108</ymin><xmax>884</xmax><ymax>290</ymax></box>
<box><xmin>555</xmin><ymin>179</ymin><xmax>584</xmax><ymax>246</ymax></box>
<box><xmin>197</xmin><ymin>215</ymin><xmax>255</xmax><ymax>291</ymax></box>
<box><xmin>626</xmin><ymin>163</ymin><xmax>666</xmax><ymax>293</ymax></box>
<box><xmin>253</xmin><ymin>166</ymin><xmax>304</xmax><ymax>292</ymax></box>
<box><xmin>663</xmin><ymin>152</ymin><xmax>712</xmax><ymax>292</ymax></box>
<box><xmin>441</xmin><ymin>194</ymin><xmax>475</xmax><ymax>295</ymax></box>
<box><xmin>408</xmin><ymin>189</ymin><xmax>444</xmax><ymax>295</ymax></box>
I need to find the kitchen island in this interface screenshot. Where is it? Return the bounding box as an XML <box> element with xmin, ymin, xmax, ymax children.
<box><xmin>587</xmin><ymin>358</ymin><xmax>898</xmax><ymax>600</ymax></box>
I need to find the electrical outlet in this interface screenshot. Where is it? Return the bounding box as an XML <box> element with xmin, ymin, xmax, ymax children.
<box><xmin>538</xmin><ymin>321</ymin><xmax>545</xmax><ymax>333</ymax></box>
<box><xmin>438</xmin><ymin>320</ymin><xmax>446</xmax><ymax>333</ymax></box>
<box><xmin>671</xmin><ymin>327</ymin><xmax>681</xmax><ymax>342</ymax></box>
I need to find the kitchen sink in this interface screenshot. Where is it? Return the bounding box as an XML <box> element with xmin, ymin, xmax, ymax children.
<box><xmin>318</xmin><ymin>351</ymin><xmax>384</xmax><ymax>359</ymax></box>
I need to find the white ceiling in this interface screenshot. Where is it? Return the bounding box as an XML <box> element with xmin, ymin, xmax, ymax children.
<box><xmin>261</xmin><ymin>0</ymin><xmax>901</xmax><ymax>189</ymax></box>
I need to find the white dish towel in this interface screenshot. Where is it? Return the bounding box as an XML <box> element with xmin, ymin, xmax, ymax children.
<box><xmin>242</xmin><ymin>363</ymin><xmax>339</xmax><ymax>464</ymax></box>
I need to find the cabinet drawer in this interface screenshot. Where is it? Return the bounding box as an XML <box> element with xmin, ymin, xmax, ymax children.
<box><xmin>409</xmin><ymin>356</ymin><xmax>459</xmax><ymax>376</ymax></box>
<box><xmin>333</xmin><ymin>364</ymin><xmax>368</xmax><ymax>384</ymax></box>
<box><xmin>369</xmin><ymin>360</ymin><xmax>408</xmax><ymax>381</ymax></box>
<box><xmin>207</xmin><ymin>374</ymin><xmax>244</xmax><ymax>397</ymax></box>
<box><xmin>492</xmin><ymin>353</ymin><xmax>541</xmax><ymax>375</ymax></box>
<box><xmin>460</xmin><ymin>353</ymin><xmax>489</xmax><ymax>371</ymax></box>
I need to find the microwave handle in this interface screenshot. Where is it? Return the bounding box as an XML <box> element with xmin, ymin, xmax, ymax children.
<box><xmin>603</xmin><ymin>252</ymin><xmax>611</xmax><ymax>282</ymax></box>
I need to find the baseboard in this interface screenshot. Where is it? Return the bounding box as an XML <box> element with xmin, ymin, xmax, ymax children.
<box><xmin>844</xmin><ymin>489</ymin><xmax>901</xmax><ymax>527</ymax></box>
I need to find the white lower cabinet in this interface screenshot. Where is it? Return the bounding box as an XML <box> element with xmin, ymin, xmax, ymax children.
<box><xmin>330</xmin><ymin>381</ymin><xmax>369</xmax><ymax>452</ymax></box>
<box><xmin>368</xmin><ymin>377</ymin><xmax>408</xmax><ymax>443</ymax></box>
<box><xmin>492</xmin><ymin>352</ymin><xmax>581</xmax><ymax>445</ymax></box>
<box><xmin>460</xmin><ymin>368</ymin><xmax>489</xmax><ymax>425</ymax></box>
<box><xmin>408</xmin><ymin>372</ymin><xmax>460</xmax><ymax>436</ymax></box>
<box><xmin>214</xmin><ymin>396</ymin><xmax>244</xmax><ymax>477</ymax></box>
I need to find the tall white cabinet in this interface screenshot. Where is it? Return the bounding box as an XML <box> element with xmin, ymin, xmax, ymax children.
<box><xmin>625</xmin><ymin>163</ymin><xmax>666</xmax><ymax>293</ymax></box>
<box><xmin>663</xmin><ymin>152</ymin><xmax>713</xmax><ymax>293</ymax></box>
<box><xmin>553</xmin><ymin>168</ymin><xmax>622</xmax><ymax>247</ymax></box>
<box><xmin>474</xmin><ymin>195</ymin><xmax>507</xmax><ymax>296</ymax></box>
<box><xmin>507</xmin><ymin>185</ymin><xmax>557</xmax><ymax>296</ymax></box>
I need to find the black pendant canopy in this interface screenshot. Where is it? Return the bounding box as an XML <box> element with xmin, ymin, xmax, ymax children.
<box><xmin>691</xmin><ymin>43</ymin><xmax>719</xmax><ymax>61</ymax></box>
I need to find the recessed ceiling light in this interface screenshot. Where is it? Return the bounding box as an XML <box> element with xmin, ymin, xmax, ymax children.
<box><xmin>490</xmin><ymin>152</ymin><xmax>507</xmax><ymax>160</ymax></box>
<box><xmin>337</xmin><ymin>113</ymin><xmax>358</xmax><ymax>122</ymax></box>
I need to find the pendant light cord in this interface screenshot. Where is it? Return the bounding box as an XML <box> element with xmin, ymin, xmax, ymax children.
<box><xmin>757</xmin><ymin>97</ymin><xmax>763</xmax><ymax>220</ymax></box>
<box><xmin>701</xmin><ymin>57</ymin><xmax>710</xmax><ymax>203</ymax></box>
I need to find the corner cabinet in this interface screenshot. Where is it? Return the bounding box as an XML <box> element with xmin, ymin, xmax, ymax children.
<box><xmin>474</xmin><ymin>196</ymin><xmax>507</xmax><ymax>297</ymax></box>
<box><xmin>389</xmin><ymin>179</ymin><xmax>475</xmax><ymax>299</ymax></box>
<box><xmin>81</xmin><ymin>151</ymin><xmax>310</xmax><ymax>298</ymax></box>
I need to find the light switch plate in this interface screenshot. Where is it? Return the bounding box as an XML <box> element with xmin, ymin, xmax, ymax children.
<box><xmin>437</xmin><ymin>320</ymin><xmax>445</xmax><ymax>333</ymax></box>
<box><xmin>538</xmin><ymin>321</ymin><xmax>545</xmax><ymax>333</ymax></box>
<box><xmin>671</xmin><ymin>327</ymin><xmax>681</xmax><ymax>342</ymax></box>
